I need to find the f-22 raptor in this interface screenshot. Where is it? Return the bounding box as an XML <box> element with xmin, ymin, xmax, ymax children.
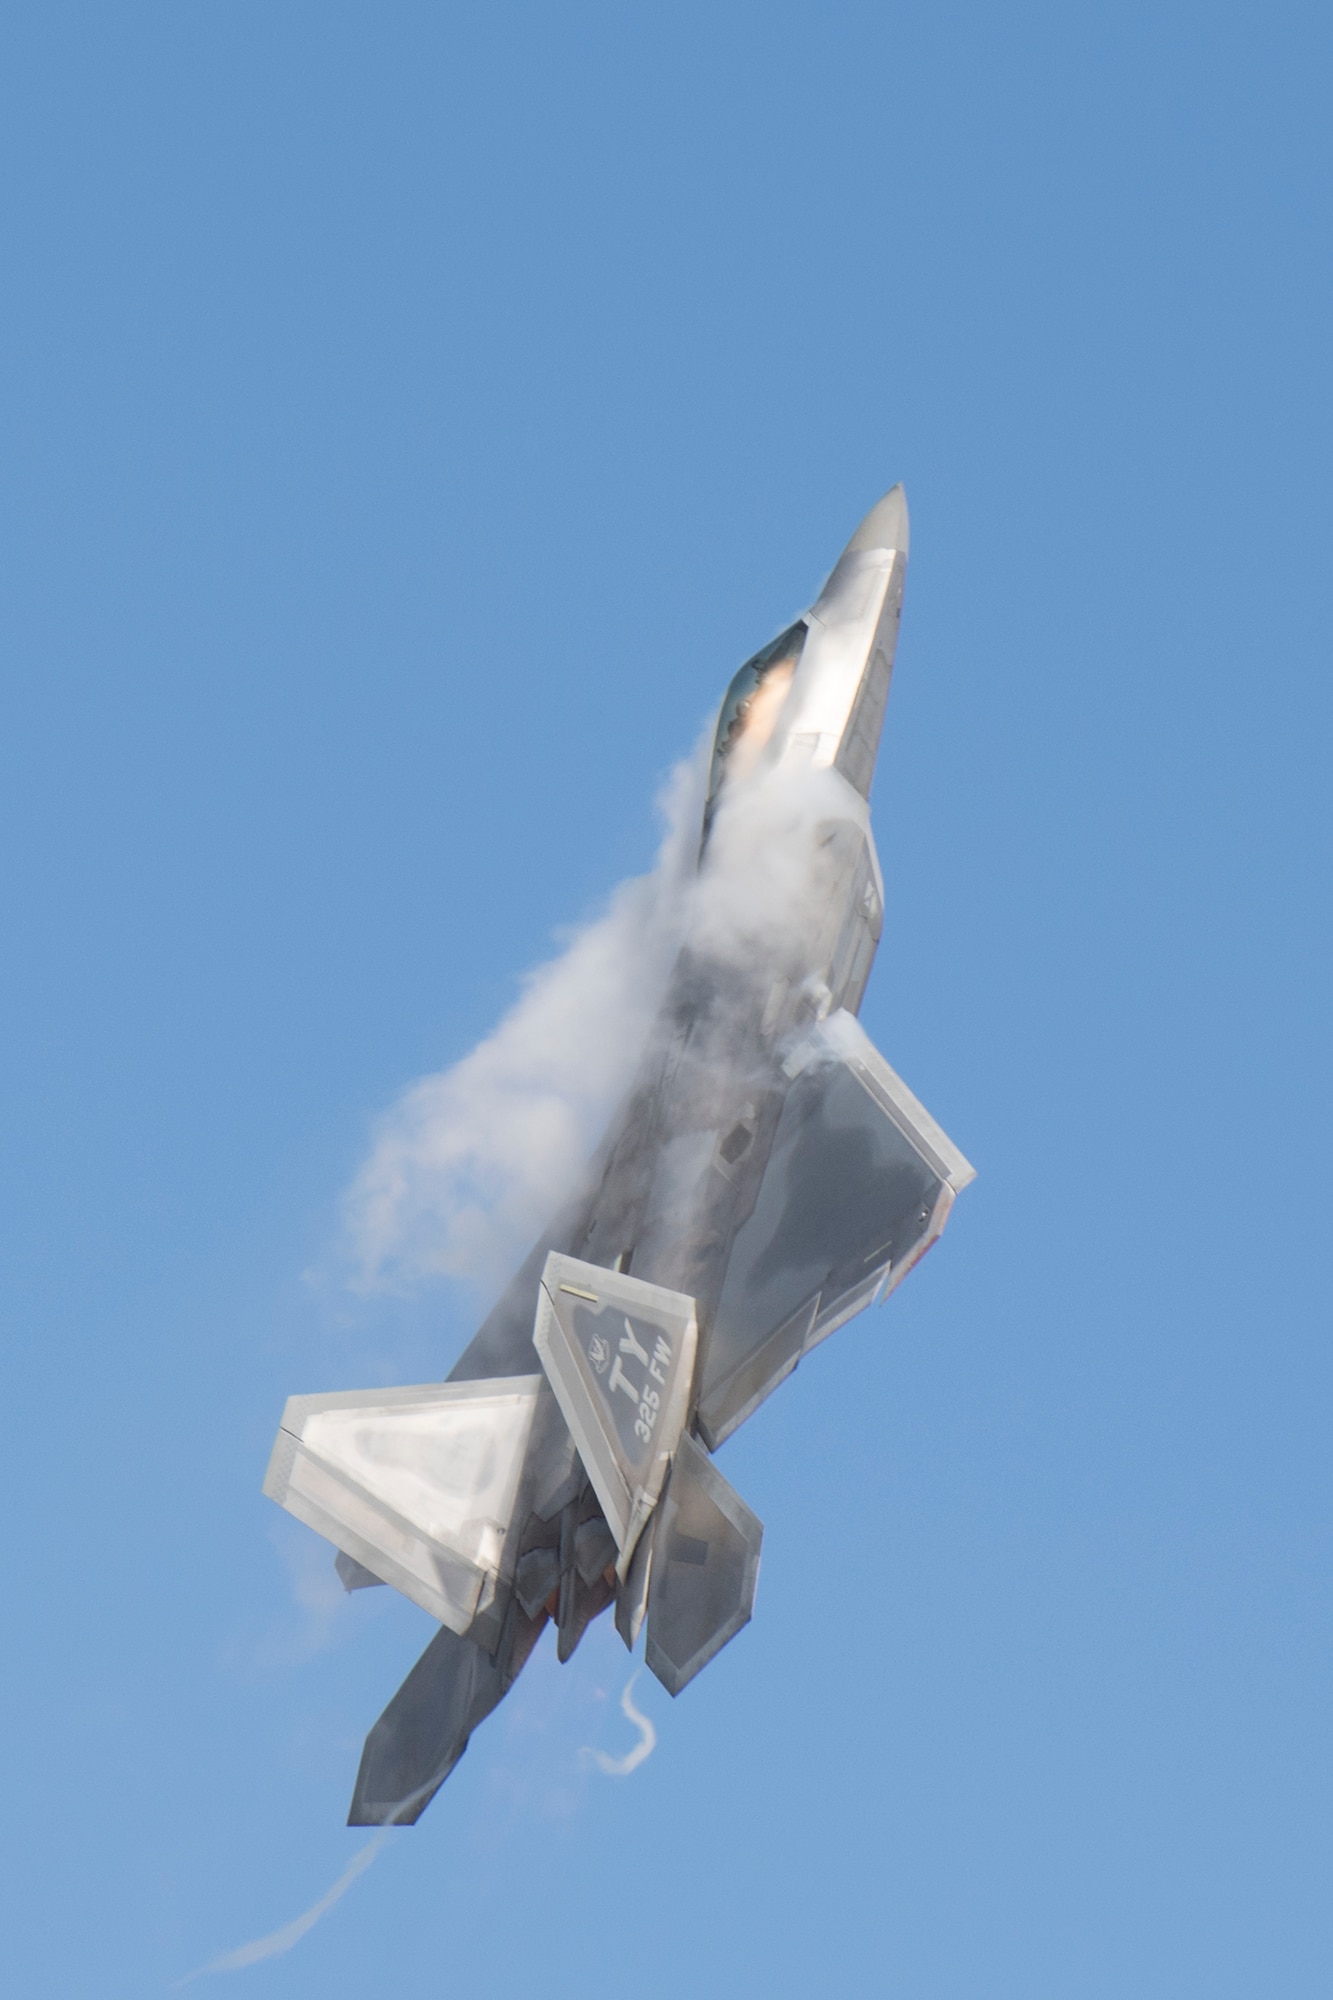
<box><xmin>265</xmin><ymin>485</ymin><xmax>974</xmax><ymax>1824</ymax></box>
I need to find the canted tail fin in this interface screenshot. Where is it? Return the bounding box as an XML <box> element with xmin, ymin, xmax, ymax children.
<box><xmin>533</xmin><ymin>1253</ymin><xmax>697</xmax><ymax>1572</ymax></box>
<box><xmin>643</xmin><ymin>1432</ymin><xmax>763</xmax><ymax>1696</ymax></box>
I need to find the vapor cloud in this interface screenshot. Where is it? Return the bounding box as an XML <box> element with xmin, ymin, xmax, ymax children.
<box><xmin>582</xmin><ymin>1671</ymin><xmax>658</xmax><ymax>1777</ymax></box>
<box><xmin>343</xmin><ymin>736</ymin><xmax>850</xmax><ymax>1299</ymax></box>
<box><xmin>692</xmin><ymin>759</ymin><xmax>853</xmax><ymax>972</ymax></box>
<box><xmin>174</xmin><ymin>1835</ymin><xmax>389</xmax><ymax>1985</ymax></box>
<box><xmin>343</xmin><ymin>744</ymin><xmax>709</xmax><ymax>1294</ymax></box>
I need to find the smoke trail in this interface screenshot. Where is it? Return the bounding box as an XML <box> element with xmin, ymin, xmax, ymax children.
<box><xmin>582</xmin><ymin>1671</ymin><xmax>657</xmax><ymax>1777</ymax></box>
<box><xmin>174</xmin><ymin>1834</ymin><xmax>390</xmax><ymax>1986</ymax></box>
<box><xmin>344</xmin><ymin>742</ymin><xmax>710</xmax><ymax>1294</ymax></box>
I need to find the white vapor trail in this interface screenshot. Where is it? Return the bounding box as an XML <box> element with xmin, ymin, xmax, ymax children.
<box><xmin>342</xmin><ymin>735</ymin><xmax>850</xmax><ymax>1300</ymax></box>
<box><xmin>174</xmin><ymin>1835</ymin><xmax>390</xmax><ymax>1985</ymax></box>
<box><xmin>582</xmin><ymin>1671</ymin><xmax>658</xmax><ymax>1777</ymax></box>
<box><xmin>344</xmin><ymin>743</ymin><xmax>709</xmax><ymax>1294</ymax></box>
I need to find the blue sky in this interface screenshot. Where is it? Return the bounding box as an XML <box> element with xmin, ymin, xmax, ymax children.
<box><xmin>2</xmin><ymin>4</ymin><xmax>1331</xmax><ymax>1994</ymax></box>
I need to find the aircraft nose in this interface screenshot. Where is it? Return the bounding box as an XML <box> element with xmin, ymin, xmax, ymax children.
<box><xmin>840</xmin><ymin>483</ymin><xmax>909</xmax><ymax>559</ymax></box>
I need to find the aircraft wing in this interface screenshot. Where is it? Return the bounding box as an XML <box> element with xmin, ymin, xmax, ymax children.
<box><xmin>697</xmin><ymin>1008</ymin><xmax>975</xmax><ymax>1449</ymax></box>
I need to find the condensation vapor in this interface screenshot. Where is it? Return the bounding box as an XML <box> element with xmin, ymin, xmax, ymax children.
<box><xmin>344</xmin><ymin>732</ymin><xmax>852</xmax><ymax>1302</ymax></box>
<box><xmin>343</xmin><ymin>741</ymin><xmax>710</xmax><ymax>1295</ymax></box>
<box><xmin>582</xmin><ymin>1671</ymin><xmax>658</xmax><ymax>1777</ymax></box>
<box><xmin>173</xmin><ymin>1835</ymin><xmax>390</xmax><ymax>1986</ymax></box>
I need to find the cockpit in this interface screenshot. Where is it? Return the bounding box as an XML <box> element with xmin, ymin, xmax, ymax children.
<box><xmin>703</xmin><ymin>620</ymin><xmax>808</xmax><ymax>836</ymax></box>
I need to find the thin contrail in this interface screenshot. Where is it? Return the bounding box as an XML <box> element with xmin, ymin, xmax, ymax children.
<box><xmin>582</xmin><ymin>1671</ymin><xmax>658</xmax><ymax>1777</ymax></box>
<box><xmin>173</xmin><ymin>1832</ymin><xmax>390</xmax><ymax>1985</ymax></box>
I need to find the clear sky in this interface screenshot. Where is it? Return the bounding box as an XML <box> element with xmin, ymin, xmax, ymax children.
<box><xmin>2</xmin><ymin>4</ymin><xmax>1331</xmax><ymax>1995</ymax></box>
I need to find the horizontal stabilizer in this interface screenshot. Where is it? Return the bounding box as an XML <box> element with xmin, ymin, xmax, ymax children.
<box><xmin>645</xmin><ymin>1432</ymin><xmax>762</xmax><ymax>1697</ymax></box>
<box><xmin>533</xmin><ymin>1254</ymin><xmax>697</xmax><ymax>1569</ymax></box>
<box><xmin>263</xmin><ymin>1376</ymin><xmax>542</xmax><ymax>1646</ymax></box>
<box><xmin>698</xmin><ymin>1008</ymin><xmax>975</xmax><ymax>1448</ymax></box>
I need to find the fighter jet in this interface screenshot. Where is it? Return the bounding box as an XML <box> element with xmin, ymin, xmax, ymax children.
<box><xmin>264</xmin><ymin>484</ymin><xmax>974</xmax><ymax>1824</ymax></box>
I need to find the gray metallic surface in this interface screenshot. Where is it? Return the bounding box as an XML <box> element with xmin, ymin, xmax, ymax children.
<box><xmin>348</xmin><ymin>1595</ymin><xmax>545</xmax><ymax>1826</ymax></box>
<box><xmin>644</xmin><ymin>1433</ymin><xmax>763</xmax><ymax>1697</ymax></box>
<box><xmin>264</xmin><ymin>1377</ymin><xmax>543</xmax><ymax>1644</ymax></box>
<box><xmin>697</xmin><ymin>1009</ymin><xmax>974</xmax><ymax>1449</ymax></box>
<box><xmin>841</xmin><ymin>482</ymin><xmax>909</xmax><ymax>558</ymax></box>
<box><xmin>575</xmin><ymin>1516</ymin><xmax>617</xmax><ymax>1584</ymax></box>
<box><xmin>263</xmin><ymin>483</ymin><xmax>976</xmax><ymax>1824</ymax></box>
<box><xmin>533</xmin><ymin>1252</ymin><xmax>697</xmax><ymax>1562</ymax></box>
<box><xmin>614</xmin><ymin>1511</ymin><xmax>655</xmax><ymax>1649</ymax></box>
<box><xmin>348</xmin><ymin>1622</ymin><xmax>504</xmax><ymax>1825</ymax></box>
<box><xmin>515</xmin><ymin>1545</ymin><xmax>559</xmax><ymax>1618</ymax></box>
<box><xmin>447</xmin><ymin>1192</ymin><xmax>600</xmax><ymax>1383</ymax></box>
<box><xmin>334</xmin><ymin>1550</ymin><xmax>384</xmax><ymax>1592</ymax></box>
